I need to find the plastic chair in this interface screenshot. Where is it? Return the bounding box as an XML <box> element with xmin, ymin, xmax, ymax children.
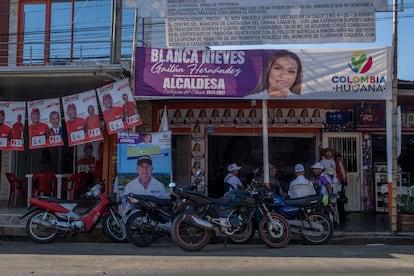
<box><xmin>32</xmin><ymin>172</ymin><xmax>57</xmax><ymax>197</ymax></box>
<box><xmin>63</xmin><ymin>173</ymin><xmax>87</xmax><ymax>200</ymax></box>
<box><xmin>5</xmin><ymin>172</ymin><xmax>26</xmax><ymax>208</ymax></box>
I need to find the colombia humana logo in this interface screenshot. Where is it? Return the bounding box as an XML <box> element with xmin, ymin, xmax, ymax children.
<box><xmin>331</xmin><ymin>51</ymin><xmax>386</xmax><ymax>93</ymax></box>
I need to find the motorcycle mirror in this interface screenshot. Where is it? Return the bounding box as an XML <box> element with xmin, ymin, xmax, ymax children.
<box><xmin>169</xmin><ymin>182</ymin><xmax>176</xmax><ymax>188</ymax></box>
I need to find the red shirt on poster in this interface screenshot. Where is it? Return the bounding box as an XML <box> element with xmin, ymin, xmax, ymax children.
<box><xmin>66</xmin><ymin>117</ymin><xmax>86</xmax><ymax>134</ymax></box>
<box><xmin>0</xmin><ymin>124</ymin><xmax>11</xmax><ymax>139</ymax></box>
<box><xmin>103</xmin><ymin>106</ymin><xmax>124</xmax><ymax>122</ymax></box>
<box><xmin>123</xmin><ymin>101</ymin><xmax>137</xmax><ymax>117</ymax></box>
<box><xmin>29</xmin><ymin>122</ymin><xmax>49</xmax><ymax>137</ymax></box>
<box><xmin>85</xmin><ymin>115</ymin><xmax>100</xmax><ymax>130</ymax></box>
<box><xmin>11</xmin><ymin>121</ymin><xmax>24</xmax><ymax>139</ymax></box>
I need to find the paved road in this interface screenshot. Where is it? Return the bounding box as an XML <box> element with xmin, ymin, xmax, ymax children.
<box><xmin>0</xmin><ymin>240</ymin><xmax>413</xmax><ymax>275</ymax></box>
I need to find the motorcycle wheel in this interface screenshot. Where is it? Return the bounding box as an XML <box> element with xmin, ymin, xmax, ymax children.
<box><xmin>258</xmin><ymin>213</ymin><xmax>291</xmax><ymax>248</ymax></box>
<box><xmin>25</xmin><ymin>210</ymin><xmax>59</xmax><ymax>243</ymax></box>
<box><xmin>301</xmin><ymin>212</ymin><xmax>333</xmax><ymax>245</ymax></box>
<box><xmin>102</xmin><ymin>213</ymin><xmax>127</xmax><ymax>242</ymax></box>
<box><xmin>125</xmin><ymin>210</ymin><xmax>157</xmax><ymax>247</ymax></box>
<box><xmin>171</xmin><ymin>211</ymin><xmax>211</xmax><ymax>251</ymax></box>
<box><xmin>230</xmin><ymin>219</ymin><xmax>255</xmax><ymax>244</ymax></box>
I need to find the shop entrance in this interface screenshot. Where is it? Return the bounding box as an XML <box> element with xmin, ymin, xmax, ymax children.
<box><xmin>323</xmin><ymin>133</ymin><xmax>362</xmax><ymax>211</ymax></box>
<box><xmin>207</xmin><ymin>135</ymin><xmax>316</xmax><ymax>198</ymax></box>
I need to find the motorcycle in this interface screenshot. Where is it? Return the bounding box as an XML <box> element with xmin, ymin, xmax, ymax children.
<box><xmin>271</xmin><ymin>193</ymin><xmax>334</xmax><ymax>245</ymax></box>
<box><xmin>20</xmin><ymin>183</ymin><xmax>127</xmax><ymax>243</ymax></box>
<box><xmin>123</xmin><ymin>175</ymin><xmax>202</xmax><ymax>247</ymax></box>
<box><xmin>170</xmin><ymin>179</ymin><xmax>291</xmax><ymax>251</ymax></box>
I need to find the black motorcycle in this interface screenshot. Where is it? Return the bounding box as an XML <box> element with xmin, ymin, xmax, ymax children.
<box><xmin>170</xmin><ymin>179</ymin><xmax>291</xmax><ymax>251</ymax></box>
<box><xmin>123</xmin><ymin>175</ymin><xmax>202</xmax><ymax>247</ymax></box>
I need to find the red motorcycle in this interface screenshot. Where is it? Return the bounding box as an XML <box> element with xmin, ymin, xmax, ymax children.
<box><xmin>20</xmin><ymin>183</ymin><xmax>126</xmax><ymax>243</ymax></box>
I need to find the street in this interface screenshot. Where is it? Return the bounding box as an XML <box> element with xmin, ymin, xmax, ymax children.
<box><xmin>0</xmin><ymin>240</ymin><xmax>413</xmax><ymax>275</ymax></box>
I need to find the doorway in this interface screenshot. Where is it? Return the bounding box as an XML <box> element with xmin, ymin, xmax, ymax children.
<box><xmin>207</xmin><ymin>134</ymin><xmax>316</xmax><ymax>197</ymax></box>
<box><xmin>323</xmin><ymin>133</ymin><xmax>362</xmax><ymax>211</ymax></box>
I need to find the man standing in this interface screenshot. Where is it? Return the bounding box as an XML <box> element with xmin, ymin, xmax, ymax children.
<box><xmin>288</xmin><ymin>164</ymin><xmax>315</xmax><ymax>199</ymax></box>
<box><xmin>256</xmin><ymin>164</ymin><xmax>285</xmax><ymax>197</ymax></box>
<box><xmin>124</xmin><ymin>155</ymin><xmax>168</xmax><ymax>198</ymax></box>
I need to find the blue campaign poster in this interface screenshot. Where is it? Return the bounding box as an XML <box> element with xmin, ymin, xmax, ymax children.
<box><xmin>116</xmin><ymin>131</ymin><xmax>172</xmax><ymax>191</ymax></box>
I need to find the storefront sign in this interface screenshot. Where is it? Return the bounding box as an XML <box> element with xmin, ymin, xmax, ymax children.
<box><xmin>355</xmin><ymin>104</ymin><xmax>385</xmax><ymax>130</ymax></box>
<box><xmin>326</xmin><ymin>111</ymin><xmax>350</xmax><ymax>124</ymax></box>
<box><xmin>135</xmin><ymin>47</ymin><xmax>392</xmax><ymax>100</ymax></box>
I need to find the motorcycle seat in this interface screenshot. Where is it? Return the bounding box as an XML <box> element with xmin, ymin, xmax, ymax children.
<box><xmin>36</xmin><ymin>196</ymin><xmax>79</xmax><ymax>204</ymax></box>
<box><xmin>127</xmin><ymin>194</ymin><xmax>172</xmax><ymax>207</ymax></box>
<box><xmin>285</xmin><ymin>194</ymin><xmax>323</xmax><ymax>207</ymax></box>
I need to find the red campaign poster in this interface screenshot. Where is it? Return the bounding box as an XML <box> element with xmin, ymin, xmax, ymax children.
<box><xmin>0</xmin><ymin>101</ymin><xmax>26</xmax><ymax>151</ymax></box>
<box><xmin>62</xmin><ymin>89</ymin><xmax>104</xmax><ymax>146</ymax></box>
<box><xmin>96</xmin><ymin>78</ymin><xmax>143</xmax><ymax>135</ymax></box>
<box><xmin>28</xmin><ymin>98</ymin><xmax>63</xmax><ymax>149</ymax></box>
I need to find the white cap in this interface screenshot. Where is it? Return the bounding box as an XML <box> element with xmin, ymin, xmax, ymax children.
<box><xmin>311</xmin><ymin>162</ymin><xmax>324</xmax><ymax>169</ymax></box>
<box><xmin>295</xmin><ymin>164</ymin><xmax>304</xmax><ymax>173</ymax></box>
<box><xmin>227</xmin><ymin>163</ymin><xmax>242</xmax><ymax>172</ymax></box>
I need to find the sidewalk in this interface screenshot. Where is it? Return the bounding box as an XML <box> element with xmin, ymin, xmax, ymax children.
<box><xmin>1</xmin><ymin>208</ymin><xmax>414</xmax><ymax>244</ymax></box>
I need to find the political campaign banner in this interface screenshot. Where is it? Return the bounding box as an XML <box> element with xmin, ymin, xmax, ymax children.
<box><xmin>62</xmin><ymin>89</ymin><xmax>103</xmax><ymax>146</ymax></box>
<box><xmin>96</xmin><ymin>79</ymin><xmax>143</xmax><ymax>135</ymax></box>
<box><xmin>28</xmin><ymin>98</ymin><xmax>63</xmax><ymax>149</ymax></box>
<box><xmin>135</xmin><ymin>47</ymin><xmax>392</xmax><ymax>100</ymax></box>
<box><xmin>0</xmin><ymin>101</ymin><xmax>26</xmax><ymax>151</ymax></box>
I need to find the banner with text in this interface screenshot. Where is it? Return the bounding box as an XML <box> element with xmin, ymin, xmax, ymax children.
<box><xmin>97</xmin><ymin>79</ymin><xmax>143</xmax><ymax>135</ymax></box>
<box><xmin>135</xmin><ymin>47</ymin><xmax>392</xmax><ymax>100</ymax></box>
<box><xmin>125</xmin><ymin>0</ymin><xmax>377</xmax><ymax>46</ymax></box>
<box><xmin>116</xmin><ymin>131</ymin><xmax>172</xmax><ymax>191</ymax></box>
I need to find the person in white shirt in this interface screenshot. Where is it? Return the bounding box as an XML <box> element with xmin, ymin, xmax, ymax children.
<box><xmin>288</xmin><ymin>163</ymin><xmax>315</xmax><ymax>199</ymax></box>
<box><xmin>123</xmin><ymin>155</ymin><xmax>168</xmax><ymax>199</ymax></box>
<box><xmin>320</xmin><ymin>148</ymin><xmax>336</xmax><ymax>177</ymax></box>
<box><xmin>223</xmin><ymin>163</ymin><xmax>243</xmax><ymax>193</ymax></box>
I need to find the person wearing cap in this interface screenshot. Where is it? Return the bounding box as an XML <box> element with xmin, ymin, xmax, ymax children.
<box><xmin>223</xmin><ymin>163</ymin><xmax>243</xmax><ymax>193</ymax></box>
<box><xmin>0</xmin><ymin>109</ymin><xmax>12</xmax><ymax>142</ymax></box>
<box><xmin>102</xmin><ymin>93</ymin><xmax>124</xmax><ymax>123</ymax></box>
<box><xmin>311</xmin><ymin>162</ymin><xmax>332</xmax><ymax>196</ymax></box>
<box><xmin>66</xmin><ymin>103</ymin><xmax>86</xmax><ymax>140</ymax></box>
<box><xmin>123</xmin><ymin>155</ymin><xmax>168</xmax><ymax>199</ymax></box>
<box><xmin>288</xmin><ymin>164</ymin><xmax>315</xmax><ymax>199</ymax></box>
<box><xmin>29</xmin><ymin>107</ymin><xmax>50</xmax><ymax>142</ymax></box>
<box><xmin>256</xmin><ymin>164</ymin><xmax>285</xmax><ymax>197</ymax></box>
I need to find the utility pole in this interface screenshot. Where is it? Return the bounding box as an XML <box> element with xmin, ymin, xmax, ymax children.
<box><xmin>111</xmin><ymin>0</ymin><xmax>122</xmax><ymax>64</ymax></box>
<box><xmin>390</xmin><ymin>0</ymin><xmax>399</xmax><ymax>233</ymax></box>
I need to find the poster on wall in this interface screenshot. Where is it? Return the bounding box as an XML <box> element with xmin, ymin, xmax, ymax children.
<box><xmin>27</xmin><ymin>98</ymin><xmax>64</xmax><ymax>149</ymax></box>
<box><xmin>135</xmin><ymin>47</ymin><xmax>392</xmax><ymax>100</ymax></box>
<box><xmin>116</xmin><ymin>131</ymin><xmax>172</xmax><ymax>197</ymax></box>
<box><xmin>96</xmin><ymin>79</ymin><xmax>143</xmax><ymax>135</ymax></box>
<box><xmin>0</xmin><ymin>101</ymin><xmax>26</xmax><ymax>151</ymax></box>
<box><xmin>62</xmin><ymin>89</ymin><xmax>103</xmax><ymax>146</ymax></box>
<box><xmin>355</xmin><ymin>104</ymin><xmax>385</xmax><ymax>130</ymax></box>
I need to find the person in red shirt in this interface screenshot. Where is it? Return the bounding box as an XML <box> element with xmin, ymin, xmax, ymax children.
<box><xmin>29</xmin><ymin>108</ymin><xmax>49</xmax><ymax>137</ymax></box>
<box><xmin>77</xmin><ymin>143</ymin><xmax>96</xmax><ymax>173</ymax></box>
<box><xmin>11</xmin><ymin>114</ymin><xmax>24</xmax><ymax>139</ymax></box>
<box><xmin>85</xmin><ymin>104</ymin><xmax>101</xmax><ymax>131</ymax></box>
<box><xmin>66</xmin><ymin>103</ymin><xmax>86</xmax><ymax>134</ymax></box>
<box><xmin>122</xmin><ymin>93</ymin><xmax>137</xmax><ymax>119</ymax></box>
<box><xmin>0</xmin><ymin>109</ymin><xmax>12</xmax><ymax>142</ymax></box>
<box><xmin>102</xmin><ymin>93</ymin><xmax>123</xmax><ymax>122</ymax></box>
